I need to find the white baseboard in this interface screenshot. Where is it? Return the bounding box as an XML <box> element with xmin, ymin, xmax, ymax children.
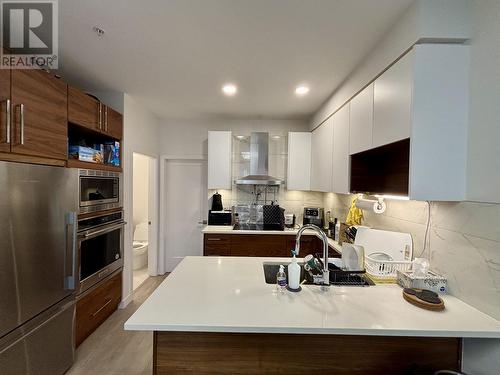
<box><xmin>119</xmin><ymin>293</ymin><xmax>133</xmax><ymax>309</ymax></box>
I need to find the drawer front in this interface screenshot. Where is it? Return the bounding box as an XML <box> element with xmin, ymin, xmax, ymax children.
<box><xmin>75</xmin><ymin>271</ymin><xmax>122</xmax><ymax>347</ymax></box>
<box><xmin>204</xmin><ymin>244</ymin><xmax>231</xmax><ymax>256</ymax></box>
<box><xmin>231</xmin><ymin>235</ymin><xmax>287</xmax><ymax>257</ymax></box>
<box><xmin>204</xmin><ymin>234</ymin><xmax>231</xmax><ymax>244</ymax></box>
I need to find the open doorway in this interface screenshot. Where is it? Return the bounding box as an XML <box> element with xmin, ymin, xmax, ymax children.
<box><xmin>132</xmin><ymin>152</ymin><xmax>157</xmax><ymax>290</ymax></box>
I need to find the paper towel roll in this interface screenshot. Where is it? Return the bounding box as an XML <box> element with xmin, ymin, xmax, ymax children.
<box><xmin>356</xmin><ymin>199</ymin><xmax>386</xmax><ymax>214</ymax></box>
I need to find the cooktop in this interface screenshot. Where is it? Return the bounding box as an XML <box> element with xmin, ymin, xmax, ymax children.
<box><xmin>233</xmin><ymin>223</ymin><xmax>284</xmax><ymax>231</ymax></box>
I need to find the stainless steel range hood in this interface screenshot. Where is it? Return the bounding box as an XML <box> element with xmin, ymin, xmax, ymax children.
<box><xmin>235</xmin><ymin>132</ymin><xmax>284</xmax><ymax>185</ymax></box>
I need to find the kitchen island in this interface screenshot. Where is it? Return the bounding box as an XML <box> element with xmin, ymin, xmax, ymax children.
<box><xmin>125</xmin><ymin>256</ymin><xmax>500</xmax><ymax>374</ymax></box>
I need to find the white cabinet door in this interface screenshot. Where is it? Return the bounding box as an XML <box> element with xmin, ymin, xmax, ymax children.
<box><xmin>207</xmin><ymin>131</ymin><xmax>232</xmax><ymax>189</ymax></box>
<box><xmin>287</xmin><ymin>132</ymin><xmax>311</xmax><ymax>191</ymax></box>
<box><xmin>332</xmin><ymin>105</ymin><xmax>350</xmax><ymax>194</ymax></box>
<box><xmin>409</xmin><ymin>44</ymin><xmax>469</xmax><ymax>201</ymax></box>
<box><xmin>349</xmin><ymin>83</ymin><xmax>373</xmax><ymax>155</ymax></box>
<box><xmin>373</xmin><ymin>52</ymin><xmax>412</xmax><ymax>148</ymax></box>
<box><xmin>310</xmin><ymin>118</ymin><xmax>333</xmax><ymax>192</ymax></box>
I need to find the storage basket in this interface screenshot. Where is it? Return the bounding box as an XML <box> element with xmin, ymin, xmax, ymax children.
<box><xmin>365</xmin><ymin>255</ymin><xmax>412</xmax><ymax>283</ymax></box>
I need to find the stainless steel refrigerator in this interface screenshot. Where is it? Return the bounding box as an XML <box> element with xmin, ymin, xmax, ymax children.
<box><xmin>0</xmin><ymin>161</ymin><xmax>78</xmax><ymax>374</ymax></box>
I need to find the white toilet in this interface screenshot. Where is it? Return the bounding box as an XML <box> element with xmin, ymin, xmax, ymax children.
<box><xmin>133</xmin><ymin>222</ymin><xmax>149</xmax><ymax>270</ymax></box>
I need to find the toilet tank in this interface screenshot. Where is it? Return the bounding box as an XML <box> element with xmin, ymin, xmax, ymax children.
<box><xmin>134</xmin><ymin>222</ymin><xmax>149</xmax><ymax>241</ymax></box>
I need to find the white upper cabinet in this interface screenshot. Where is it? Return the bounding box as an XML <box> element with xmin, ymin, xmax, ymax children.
<box><xmin>409</xmin><ymin>44</ymin><xmax>469</xmax><ymax>201</ymax></box>
<box><xmin>287</xmin><ymin>132</ymin><xmax>311</xmax><ymax>191</ymax></box>
<box><xmin>310</xmin><ymin>117</ymin><xmax>333</xmax><ymax>192</ymax></box>
<box><xmin>349</xmin><ymin>83</ymin><xmax>374</xmax><ymax>155</ymax></box>
<box><xmin>207</xmin><ymin>131</ymin><xmax>232</xmax><ymax>190</ymax></box>
<box><xmin>332</xmin><ymin>104</ymin><xmax>350</xmax><ymax>194</ymax></box>
<box><xmin>373</xmin><ymin>52</ymin><xmax>412</xmax><ymax>148</ymax></box>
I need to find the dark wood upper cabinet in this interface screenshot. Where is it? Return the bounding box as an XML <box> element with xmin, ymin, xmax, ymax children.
<box><xmin>68</xmin><ymin>86</ymin><xmax>101</xmax><ymax>132</ymax></box>
<box><xmin>350</xmin><ymin>138</ymin><xmax>410</xmax><ymax>196</ymax></box>
<box><xmin>105</xmin><ymin>106</ymin><xmax>123</xmax><ymax>140</ymax></box>
<box><xmin>10</xmin><ymin>69</ymin><xmax>68</xmax><ymax>160</ymax></box>
<box><xmin>68</xmin><ymin>86</ymin><xmax>123</xmax><ymax>140</ymax></box>
<box><xmin>0</xmin><ymin>68</ymin><xmax>10</xmax><ymax>153</ymax></box>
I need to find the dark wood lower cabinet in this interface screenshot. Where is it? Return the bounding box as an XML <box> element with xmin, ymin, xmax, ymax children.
<box><xmin>153</xmin><ymin>331</ymin><xmax>461</xmax><ymax>375</ymax></box>
<box><xmin>203</xmin><ymin>234</ymin><xmax>340</xmax><ymax>258</ymax></box>
<box><xmin>75</xmin><ymin>271</ymin><xmax>122</xmax><ymax>347</ymax></box>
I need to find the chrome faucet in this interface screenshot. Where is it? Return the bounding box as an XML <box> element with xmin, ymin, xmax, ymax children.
<box><xmin>295</xmin><ymin>224</ymin><xmax>329</xmax><ymax>291</ymax></box>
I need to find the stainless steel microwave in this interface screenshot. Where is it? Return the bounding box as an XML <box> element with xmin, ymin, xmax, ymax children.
<box><xmin>79</xmin><ymin>169</ymin><xmax>122</xmax><ymax>214</ymax></box>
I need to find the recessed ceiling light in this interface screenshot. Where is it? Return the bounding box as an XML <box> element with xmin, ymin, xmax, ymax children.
<box><xmin>295</xmin><ymin>85</ymin><xmax>310</xmax><ymax>96</ymax></box>
<box><xmin>222</xmin><ymin>83</ymin><xmax>237</xmax><ymax>96</ymax></box>
<box><xmin>92</xmin><ymin>26</ymin><xmax>105</xmax><ymax>37</ymax></box>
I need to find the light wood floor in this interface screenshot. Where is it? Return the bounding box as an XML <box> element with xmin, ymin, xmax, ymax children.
<box><xmin>67</xmin><ymin>275</ymin><xmax>167</xmax><ymax>375</ymax></box>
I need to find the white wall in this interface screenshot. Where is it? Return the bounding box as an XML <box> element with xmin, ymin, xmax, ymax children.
<box><xmin>122</xmin><ymin>94</ymin><xmax>162</xmax><ymax>307</ymax></box>
<box><xmin>466</xmin><ymin>0</ymin><xmax>500</xmax><ymax>202</ymax></box>
<box><xmin>461</xmin><ymin>0</ymin><xmax>500</xmax><ymax>370</ymax></box>
<box><xmin>132</xmin><ymin>153</ymin><xmax>150</xmax><ymax>229</ymax></box>
<box><xmin>309</xmin><ymin>0</ymin><xmax>471</xmax><ymax>130</ymax></box>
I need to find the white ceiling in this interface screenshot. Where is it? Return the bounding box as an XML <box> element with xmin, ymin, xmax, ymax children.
<box><xmin>58</xmin><ymin>0</ymin><xmax>413</xmax><ymax>120</ymax></box>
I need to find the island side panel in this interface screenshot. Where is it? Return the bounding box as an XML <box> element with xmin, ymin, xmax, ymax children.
<box><xmin>153</xmin><ymin>331</ymin><xmax>461</xmax><ymax>374</ymax></box>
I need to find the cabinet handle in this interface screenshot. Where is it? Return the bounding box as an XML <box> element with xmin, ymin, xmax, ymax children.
<box><xmin>99</xmin><ymin>102</ymin><xmax>102</xmax><ymax>130</ymax></box>
<box><xmin>19</xmin><ymin>104</ymin><xmax>24</xmax><ymax>145</ymax></box>
<box><xmin>91</xmin><ymin>298</ymin><xmax>112</xmax><ymax>317</ymax></box>
<box><xmin>4</xmin><ymin>99</ymin><xmax>10</xmax><ymax>143</ymax></box>
<box><xmin>207</xmin><ymin>238</ymin><xmax>221</xmax><ymax>241</ymax></box>
<box><xmin>105</xmin><ymin>106</ymin><xmax>108</xmax><ymax>132</ymax></box>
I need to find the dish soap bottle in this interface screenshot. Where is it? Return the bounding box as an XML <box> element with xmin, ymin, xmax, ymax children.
<box><xmin>276</xmin><ymin>265</ymin><xmax>287</xmax><ymax>293</ymax></box>
<box><xmin>288</xmin><ymin>250</ymin><xmax>301</xmax><ymax>291</ymax></box>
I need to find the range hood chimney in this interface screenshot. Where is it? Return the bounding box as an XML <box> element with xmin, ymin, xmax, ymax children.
<box><xmin>235</xmin><ymin>132</ymin><xmax>283</xmax><ymax>186</ymax></box>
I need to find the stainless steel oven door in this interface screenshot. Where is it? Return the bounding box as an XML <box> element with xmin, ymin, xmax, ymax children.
<box><xmin>77</xmin><ymin>221</ymin><xmax>125</xmax><ymax>294</ymax></box>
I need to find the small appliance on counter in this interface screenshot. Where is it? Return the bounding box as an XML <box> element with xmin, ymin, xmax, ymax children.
<box><xmin>208</xmin><ymin>210</ymin><xmax>232</xmax><ymax>226</ymax></box>
<box><xmin>284</xmin><ymin>213</ymin><xmax>296</xmax><ymax>228</ymax></box>
<box><xmin>263</xmin><ymin>204</ymin><xmax>285</xmax><ymax>231</ymax></box>
<box><xmin>211</xmin><ymin>192</ymin><xmax>223</xmax><ymax>211</ymax></box>
<box><xmin>303</xmin><ymin>207</ymin><xmax>324</xmax><ymax>228</ymax></box>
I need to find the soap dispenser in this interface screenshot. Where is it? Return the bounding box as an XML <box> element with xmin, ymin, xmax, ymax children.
<box><xmin>287</xmin><ymin>250</ymin><xmax>301</xmax><ymax>292</ymax></box>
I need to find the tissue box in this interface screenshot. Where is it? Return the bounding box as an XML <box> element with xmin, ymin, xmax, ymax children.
<box><xmin>397</xmin><ymin>269</ymin><xmax>447</xmax><ymax>294</ymax></box>
<box><xmin>69</xmin><ymin>146</ymin><xmax>97</xmax><ymax>163</ymax></box>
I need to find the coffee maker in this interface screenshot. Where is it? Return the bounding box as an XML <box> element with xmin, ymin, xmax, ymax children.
<box><xmin>303</xmin><ymin>207</ymin><xmax>324</xmax><ymax>228</ymax></box>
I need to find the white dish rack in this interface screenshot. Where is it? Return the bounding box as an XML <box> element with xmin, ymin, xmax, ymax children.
<box><xmin>354</xmin><ymin>227</ymin><xmax>414</xmax><ymax>282</ymax></box>
<box><xmin>364</xmin><ymin>256</ymin><xmax>412</xmax><ymax>281</ymax></box>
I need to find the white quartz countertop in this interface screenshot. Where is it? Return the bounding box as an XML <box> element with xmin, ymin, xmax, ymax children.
<box><xmin>202</xmin><ymin>225</ymin><xmax>342</xmax><ymax>252</ymax></box>
<box><xmin>125</xmin><ymin>256</ymin><xmax>500</xmax><ymax>338</ymax></box>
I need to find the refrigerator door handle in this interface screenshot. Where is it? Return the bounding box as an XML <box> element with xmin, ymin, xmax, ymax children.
<box><xmin>64</xmin><ymin>212</ymin><xmax>77</xmax><ymax>290</ymax></box>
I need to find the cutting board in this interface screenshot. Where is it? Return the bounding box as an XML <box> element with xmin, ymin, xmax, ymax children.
<box><xmin>354</xmin><ymin>227</ymin><xmax>413</xmax><ymax>261</ymax></box>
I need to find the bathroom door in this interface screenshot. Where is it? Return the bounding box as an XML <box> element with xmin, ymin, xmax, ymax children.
<box><xmin>162</xmin><ymin>159</ymin><xmax>207</xmax><ymax>272</ymax></box>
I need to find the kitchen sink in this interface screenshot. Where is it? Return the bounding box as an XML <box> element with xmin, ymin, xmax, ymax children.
<box><xmin>262</xmin><ymin>263</ymin><xmax>373</xmax><ymax>287</ymax></box>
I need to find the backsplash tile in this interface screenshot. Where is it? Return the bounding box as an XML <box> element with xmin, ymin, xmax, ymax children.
<box><xmin>323</xmin><ymin>192</ymin><xmax>500</xmax><ymax>320</ymax></box>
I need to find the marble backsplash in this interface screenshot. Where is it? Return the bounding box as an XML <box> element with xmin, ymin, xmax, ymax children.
<box><xmin>324</xmin><ymin>192</ymin><xmax>500</xmax><ymax>321</ymax></box>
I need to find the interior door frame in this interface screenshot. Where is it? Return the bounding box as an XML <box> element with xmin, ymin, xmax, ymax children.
<box><xmin>159</xmin><ymin>155</ymin><xmax>206</xmax><ymax>274</ymax></box>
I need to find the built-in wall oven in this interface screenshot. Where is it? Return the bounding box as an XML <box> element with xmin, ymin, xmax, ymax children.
<box><xmin>79</xmin><ymin>169</ymin><xmax>122</xmax><ymax>214</ymax></box>
<box><xmin>77</xmin><ymin>211</ymin><xmax>125</xmax><ymax>294</ymax></box>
